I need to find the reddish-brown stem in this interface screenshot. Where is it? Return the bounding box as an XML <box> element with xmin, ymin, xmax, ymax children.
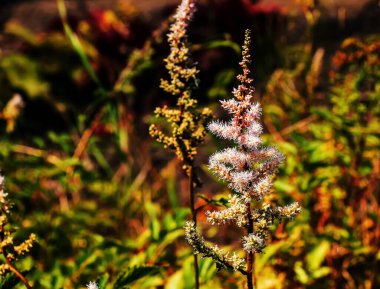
<box><xmin>246</xmin><ymin>202</ymin><xmax>254</xmax><ymax>289</ymax></box>
<box><xmin>6</xmin><ymin>259</ymin><xmax>32</xmax><ymax>289</ymax></box>
<box><xmin>189</xmin><ymin>166</ymin><xmax>200</xmax><ymax>289</ymax></box>
<box><xmin>0</xmin><ymin>218</ymin><xmax>32</xmax><ymax>289</ymax></box>
<box><xmin>0</xmin><ymin>227</ymin><xmax>32</xmax><ymax>289</ymax></box>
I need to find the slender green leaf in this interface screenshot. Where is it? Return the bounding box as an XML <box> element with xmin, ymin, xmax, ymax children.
<box><xmin>114</xmin><ymin>266</ymin><xmax>162</xmax><ymax>289</ymax></box>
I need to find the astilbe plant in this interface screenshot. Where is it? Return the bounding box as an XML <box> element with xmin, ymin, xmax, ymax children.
<box><xmin>149</xmin><ymin>0</ymin><xmax>211</xmax><ymax>288</ymax></box>
<box><xmin>0</xmin><ymin>176</ymin><xmax>36</xmax><ymax>289</ymax></box>
<box><xmin>185</xmin><ymin>30</ymin><xmax>301</xmax><ymax>289</ymax></box>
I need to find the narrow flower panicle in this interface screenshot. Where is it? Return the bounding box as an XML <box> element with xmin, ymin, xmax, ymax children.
<box><xmin>185</xmin><ymin>221</ymin><xmax>246</xmax><ymax>271</ymax></box>
<box><xmin>150</xmin><ymin>0</ymin><xmax>211</xmax><ymax>175</ymax></box>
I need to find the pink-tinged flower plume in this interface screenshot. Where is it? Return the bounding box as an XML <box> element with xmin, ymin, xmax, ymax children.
<box><xmin>185</xmin><ymin>29</ymin><xmax>301</xmax><ymax>282</ymax></box>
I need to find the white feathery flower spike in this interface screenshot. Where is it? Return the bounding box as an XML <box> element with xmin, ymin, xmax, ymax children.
<box><xmin>86</xmin><ymin>281</ymin><xmax>99</xmax><ymax>289</ymax></box>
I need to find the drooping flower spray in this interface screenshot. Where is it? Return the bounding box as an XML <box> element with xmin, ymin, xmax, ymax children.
<box><xmin>149</xmin><ymin>0</ymin><xmax>211</xmax><ymax>288</ymax></box>
<box><xmin>185</xmin><ymin>30</ymin><xmax>301</xmax><ymax>289</ymax></box>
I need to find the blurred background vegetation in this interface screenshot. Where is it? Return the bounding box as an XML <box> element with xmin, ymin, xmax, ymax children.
<box><xmin>0</xmin><ymin>0</ymin><xmax>379</xmax><ymax>288</ymax></box>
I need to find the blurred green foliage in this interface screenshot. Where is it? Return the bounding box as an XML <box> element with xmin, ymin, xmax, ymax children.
<box><xmin>0</xmin><ymin>0</ymin><xmax>379</xmax><ymax>288</ymax></box>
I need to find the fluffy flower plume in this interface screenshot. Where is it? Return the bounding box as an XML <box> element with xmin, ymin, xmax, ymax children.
<box><xmin>207</xmin><ymin>41</ymin><xmax>286</xmax><ymax>199</ymax></box>
<box><xmin>86</xmin><ymin>281</ymin><xmax>99</xmax><ymax>289</ymax></box>
<box><xmin>185</xmin><ymin>29</ymin><xmax>301</xmax><ymax>276</ymax></box>
<box><xmin>207</xmin><ymin>30</ymin><xmax>284</xmax><ymax>200</ymax></box>
<box><xmin>149</xmin><ymin>0</ymin><xmax>211</xmax><ymax>175</ymax></box>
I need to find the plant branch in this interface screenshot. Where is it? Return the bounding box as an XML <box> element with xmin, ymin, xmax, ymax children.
<box><xmin>211</xmin><ymin>253</ymin><xmax>248</xmax><ymax>276</ymax></box>
<box><xmin>189</xmin><ymin>166</ymin><xmax>200</xmax><ymax>289</ymax></box>
<box><xmin>5</xmin><ymin>259</ymin><xmax>32</xmax><ymax>289</ymax></box>
<box><xmin>0</xmin><ymin>230</ymin><xmax>32</xmax><ymax>289</ymax></box>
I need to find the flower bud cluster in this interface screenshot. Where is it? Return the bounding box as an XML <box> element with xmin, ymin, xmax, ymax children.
<box><xmin>0</xmin><ymin>176</ymin><xmax>36</xmax><ymax>276</ymax></box>
<box><xmin>242</xmin><ymin>233</ymin><xmax>265</xmax><ymax>253</ymax></box>
<box><xmin>275</xmin><ymin>202</ymin><xmax>302</xmax><ymax>220</ymax></box>
<box><xmin>206</xmin><ymin>195</ymin><xmax>248</xmax><ymax>227</ymax></box>
<box><xmin>149</xmin><ymin>0</ymin><xmax>211</xmax><ymax>175</ymax></box>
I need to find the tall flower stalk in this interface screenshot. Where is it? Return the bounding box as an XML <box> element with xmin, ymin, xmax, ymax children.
<box><xmin>185</xmin><ymin>30</ymin><xmax>301</xmax><ymax>289</ymax></box>
<box><xmin>149</xmin><ymin>0</ymin><xmax>211</xmax><ymax>288</ymax></box>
